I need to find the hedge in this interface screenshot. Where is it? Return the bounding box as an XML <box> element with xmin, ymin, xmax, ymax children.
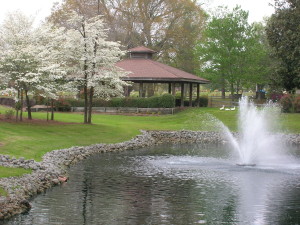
<box><xmin>63</xmin><ymin>94</ymin><xmax>176</xmax><ymax>109</ymax></box>
<box><xmin>280</xmin><ymin>94</ymin><xmax>300</xmax><ymax>113</ymax></box>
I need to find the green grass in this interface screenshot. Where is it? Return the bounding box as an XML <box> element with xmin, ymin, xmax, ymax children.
<box><xmin>0</xmin><ymin>106</ymin><xmax>299</xmax><ymax>161</ymax></box>
<box><xmin>0</xmin><ymin>105</ymin><xmax>299</xmax><ymax>183</ymax></box>
<box><xmin>0</xmin><ymin>188</ymin><xmax>7</xmax><ymax>196</ymax></box>
<box><xmin>0</xmin><ymin>166</ymin><xmax>32</xmax><ymax>178</ymax></box>
<box><xmin>0</xmin><ymin>166</ymin><xmax>32</xmax><ymax>196</ymax></box>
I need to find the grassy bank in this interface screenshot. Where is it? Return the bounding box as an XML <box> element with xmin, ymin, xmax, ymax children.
<box><xmin>0</xmin><ymin>107</ymin><xmax>299</xmax><ymax>161</ymax></box>
<box><xmin>0</xmin><ymin>106</ymin><xmax>299</xmax><ymax>191</ymax></box>
<box><xmin>0</xmin><ymin>166</ymin><xmax>32</xmax><ymax>196</ymax></box>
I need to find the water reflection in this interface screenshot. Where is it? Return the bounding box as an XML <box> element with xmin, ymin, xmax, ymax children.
<box><xmin>4</xmin><ymin>143</ymin><xmax>300</xmax><ymax>225</ymax></box>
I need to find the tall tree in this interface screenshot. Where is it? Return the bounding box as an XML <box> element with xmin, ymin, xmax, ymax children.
<box><xmin>63</xmin><ymin>12</ymin><xmax>129</xmax><ymax>124</ymax></box>
<box><xmin>195</xmin><ymin>6</ymin><xmax>267</xmax><ymax>98</ymax></box>
<box><xmin>248</xmin><ymin>22</ymin><xmax>282</xmax><ymax>95</ymax></box>
<box><xmin>266</xmin><ymin>0</ymin><xmax>300</xmax><ymax>92</ymax></box>
<box><xmin>0</xmin><ymin>12</ymin><xmax>68</xmax><ymax>121</ymax></box>
<box><xmin>49</xmin><ymin>0</ymin><xmax>206</xmax><ymax>73</ymax></box>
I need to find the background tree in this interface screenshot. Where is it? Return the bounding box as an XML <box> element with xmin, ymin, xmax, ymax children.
<box><xmin>0</xmin><ymin>12</ymin><xmax>40</xmax><ymax>120</ymax></box>
<box><xmin>266</xmin><ymin>0</ymin><xmax>300</xmax><ymax>92</ymax></box>
<box><xmin>0</xmin><ymin>12</ymin><xmax>68</xmax><ymax>121</ymax></box>
<box><xmin>248</xmin><ymin>22</ymin><xmax>282</xmax><ymax>97</ymax></box>
<box><xmin>49</xmin><ymin>0</ymin><xmax>206</xmax><ymax>73</ymax></box>
<box><xmin>34</xmin><ymin>23</ymin><xmax>74</xmax><ymax>121</ymax></box>
<box><xmin>195</xmin><ymin>6</ymin><xmax>273</xmax><ymax>98</ymax></box>
<box><xmin>195</xmin><ymin>7</ymin><xmax>251</xmax><ymax>98</ymax></box>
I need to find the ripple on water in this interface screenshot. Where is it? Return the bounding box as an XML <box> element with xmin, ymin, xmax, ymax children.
<box><xmin>4</xmin><ymin>143</ymin><xmax>300</xmax><ymax>225</ymax></box>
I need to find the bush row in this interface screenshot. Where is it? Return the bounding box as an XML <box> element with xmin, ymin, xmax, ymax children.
<box><xmin>47</xmin><ymin>94</ymin><xmax>210</xmax><ymax>111</ymax></box>
<box><xmin>55</xmin><ymin>94</ymin><xmax>176</xmax><ymax>111</ymax></box>
<box><xmin>280</xmin><ymin>94</ymin><xmax>300</xmax><ymax>113</ymax></box>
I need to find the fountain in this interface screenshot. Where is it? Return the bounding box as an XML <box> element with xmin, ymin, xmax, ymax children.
<box><xmin>223</xmin><ymin>97</ymin><xmax>291</xmax><ymax>166</ymax></box>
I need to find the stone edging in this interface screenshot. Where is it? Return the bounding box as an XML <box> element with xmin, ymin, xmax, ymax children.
<box><xmin>0</xmin><ymin>130</ymin><xmax>299</xmax><ymax>220</ymax></box>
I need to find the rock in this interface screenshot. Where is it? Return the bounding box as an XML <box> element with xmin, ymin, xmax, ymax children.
<box><xmin>58</xmin><ymin>176</ymin><xmax>68</xmax><ymax>183</ymax></box>
<box><xmin>20</xmin><ymin>199</ymin><xmax>31</xmax><ymax>211</ymax></box>
<box><xmin>52</xmin><ymin>179</ymin><xmax>60</xmax><ymax>185</ymax></box>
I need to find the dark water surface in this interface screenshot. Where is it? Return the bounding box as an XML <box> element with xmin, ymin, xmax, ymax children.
<box><xmin>4</xmin><ymin>143</ymin><xmax>300</xmax><ymax>225</ymax></box>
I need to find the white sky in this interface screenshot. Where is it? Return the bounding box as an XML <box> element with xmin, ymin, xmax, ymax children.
<box><xmin>0</xmin><ymin>0</ymin><xmax>62</xmax><ymax>25</ymax></box>
<box><xmin>0</xmin><ymin>0</ymin><xmax>275</xmax><ymax>25</ymax></box>
<box><xmin>201</xmin><ymin>0</ymin><xmax>275</xmax><ymax>23</ymax></box>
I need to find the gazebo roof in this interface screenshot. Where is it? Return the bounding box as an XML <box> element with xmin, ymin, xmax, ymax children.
<box><xmin>117</xmin><ymin>46</ymin><xmax>209</xmax><ymax>84</ymax></box>
<box><xmin>128</xmin><ymin>46</ymin><xmax>157</xmax><ymax>53</ymax></box>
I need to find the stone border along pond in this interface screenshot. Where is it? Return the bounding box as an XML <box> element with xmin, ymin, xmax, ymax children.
<box><xmin>0</xmin><ymin>130</ymin><xmax>300</xmax><ymax>220</ymax></box>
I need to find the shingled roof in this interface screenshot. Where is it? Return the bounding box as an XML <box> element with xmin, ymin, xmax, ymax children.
<box><xmin>128</xmin><ymin>46</ymin><xmax>157</xmax><ymax>53</ymax></box>
<box><xmin>117</xmin><ymin>47</ymin><xmax>209</xmax><ymax>84</ymax></box>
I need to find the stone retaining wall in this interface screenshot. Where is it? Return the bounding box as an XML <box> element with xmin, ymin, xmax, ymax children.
<box><xmin>0</xmin><ymin>130</ymin><xmax>299</xmax><ymax>220</ymax></box>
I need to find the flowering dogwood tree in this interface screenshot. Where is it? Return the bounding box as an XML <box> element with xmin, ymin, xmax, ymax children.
<box><xmin>0</xmin><ymin>12</ymin><xmax>70</xmax><ymax>121</ymax></box>
<box><xmin>63</xmin><ymin>12</ymin><xmax>129</xmax><ymax>124</ymax></box>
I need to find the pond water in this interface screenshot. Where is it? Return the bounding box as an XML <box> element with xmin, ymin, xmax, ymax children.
<box><xmin>4</xmin><ymin>143</ymin><xmax>300</xmax><ymax>225</ymax></box>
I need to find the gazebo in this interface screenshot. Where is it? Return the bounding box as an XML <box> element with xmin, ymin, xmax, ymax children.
<box><xmin>116</xmin><ymin>46</ymin><xmax>209</xmax><ymax>107</ymax></box>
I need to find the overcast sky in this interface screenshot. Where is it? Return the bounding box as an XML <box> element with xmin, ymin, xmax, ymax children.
<box><xmin>201</xmin><ymin>0</ymin><xmax>275</xmax><ymax>23</ymax></box>
<box><xmin>0</xmin><ymin>0</ymin><xmax>275</xmax><ymax>25</ymax></box>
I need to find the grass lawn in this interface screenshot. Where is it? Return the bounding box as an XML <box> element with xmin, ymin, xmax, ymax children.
<box><xmin>0</xmin><ymin>105</ymin><xmax>299</xmax><ymax>193</ymax></box>
<box><xmin>0</xmin><ymin>166</ymin><xmax>32</xmax><ymax>196</ymax></box>
<box><xmin>0</xmin><ymin>106</ymin><xmax>299</xmax><ymax>161</ymax></box>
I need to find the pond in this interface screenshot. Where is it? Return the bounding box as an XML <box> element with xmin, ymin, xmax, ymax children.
<box><xmin>4</xmin><ymin>143</ymin><xmax>300</xmax><ymax>225</ymax></box>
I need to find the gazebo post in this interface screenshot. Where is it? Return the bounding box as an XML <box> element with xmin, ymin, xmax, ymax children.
<box><xmin>139</xmin><ymin>83</ymin><xmax>144</xmax><ymax>97</ymax></box>
<box><xmin>196</xmin><ymin>83</ymin><xmax>200</xmax><ymax>107</ymax></box>
<box><xmin>172</xmin><ymin>83</ymin><xmax>176</xmax><ymax>96</ymax></box>
<box><xmin>168</xmin><ymin>83</ymin><xmax>172</xmax><ymax>94</ymax></box>
<box><xmin>181</xmin><ymin>83</ymin><xmax>184</xmax><ymax>107</ymax></box>
<box><xmin>124</xmin><ymin>86</ymin><xmax>129</xmax><ymax>97</ymax></box>
<box><xmin>189</xmin><ymin>83</ymin><xmax>193</xmax><ymax>107</ymax></box>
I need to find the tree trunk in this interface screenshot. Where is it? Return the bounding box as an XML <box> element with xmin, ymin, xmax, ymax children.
<box><xmin>84</xmin><ymin>85</ymin><xmax>88</xmax><ymax>124</ymax></box>
<box><xmin>20</xmin><ymin>89</ymin><xmax>23</xmax><ymax>122</ymax></box>
<box><xmin>46</xmin><ymin>98</ymin><xmax>49</xmax><ymax>122</ymax></box>
<box><xmin>231</xmin><ymin>83</ymin><xmax>234</xmax><ymax>100</ymax></box>
<box><xmin>221</xmin><ymin>76</ymin><xmax>226</xmax><ymax>99</ymax></box>
<box><xmin>87</xmin><ymin>87</ymin><xmax>94</xmax><ymax>124</ymax></box>
<box><xmin>25</xmin><ymin>90</ymin><xmax>32</xmax><ymax>120</ymax></box>
<box><xmin>82</xmin><ymin>21</ymin><xmax>89</xmax><ymax>124</ymax></box>
<box><xmin>16</xmin><ymin>89</ymin><xmax>20</xmax><ymax>122</ymax></box>
<box><xmin>51</xmin><ymin>99</ymin><xmax>54</xmax><ymax>121</ymax></box>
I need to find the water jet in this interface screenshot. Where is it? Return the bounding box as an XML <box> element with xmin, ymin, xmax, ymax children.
<box><xmin>222</xmin><ymin>97</ymin><xmax>291</xmax><ymax>166</ymax></box>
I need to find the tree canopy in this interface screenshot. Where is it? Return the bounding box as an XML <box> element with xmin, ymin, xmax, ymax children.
<box><xmin>0</xmin><ymin>11</ymin><xmax>128</xmax><ymax>123</ymax></box>
<box><xmin>266</xmin><ymin>0</ymin><xmax>300</xmax><ymax>92</ymax></box>
<box><xmin>0</xmin><ymin>12</ymin><xmax>68</xmax><ymax>121</ymax></box>
<box><xmin>49</xmin><ymin>0</ymin><xmax>206</xmax><ymax>73</ymax></box>
<box><xmin>62</xmin><ymin>12</ymin><xmax>129</xmax><ymax>124</ymax></box>
<box><xmin>195</xmin><ymin>6</ymin><xmax>270</xmax><ymax>98</ymax></box>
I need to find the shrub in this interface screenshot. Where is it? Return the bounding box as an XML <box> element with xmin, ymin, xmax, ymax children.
<box><xmin>66</xmin><ymin>98</ymin><xmax>85</xmax><ymax>107</ymax></box>
<box><xmin>294</xmin><ymin>96</ymin><xmax>300</xmax><ymax>113</ymax></box>
<box><xmin>55</xmin><ymin>99</ymin><xmax>71</xmax><ymax>112</ymax></box>
<box><xmin>280</xmin><ymin>94</ymin><xmax>294</xmax><ymax>113</ymax></box>
<box><xmin>62</xmin><ymin>94</ymin><xmax>176</xmax><ymax>109</ymax></box>
<box><xmin>199</xmin><ymin>96</ymin><xmax>208</xmax><ymax>107</ymax></box>
<box><xmin>136</xmin><ymin>98</ymin><xmax>149</xmax><ymax>108</ymax></box>
<box><xmin>269</xmin><ymin>93</ymin><xmax>283</xmax><ymax>102</ymax></box>
<box><xmin>158</xmin><ymin>94</ymin><xmax>175</xmax><ymax>108</ymax></box>
<box><xmin>4</xmin><ymin>109</ymin><xmax>15</xmax><ymax>119</ymax></box>
<box><xmin>148</xmin><ymin>96</ymin><xmax>160</xmax><ymax>108</ymax></box>
<box><xmin>15</xmin><ymin>101</ymin><xmax>22</xmax><ymax>111</ymax></box>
